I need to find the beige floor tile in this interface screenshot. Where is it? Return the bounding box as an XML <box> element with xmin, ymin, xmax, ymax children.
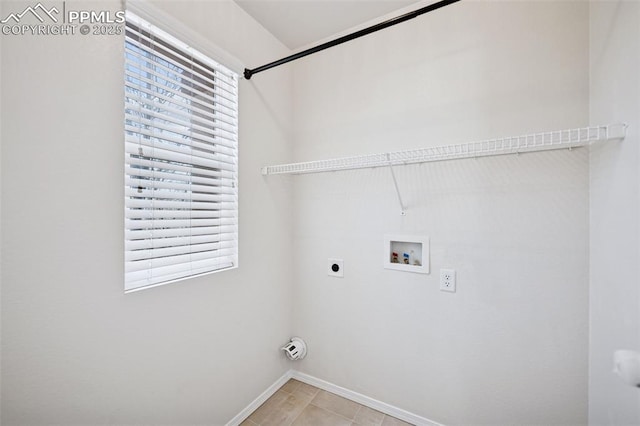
<box><xmin>245</xmin><ymin>381</ymin><xmax>414</xmax><ymax>426</ymax></box>
<box><xmin>246</xmin><ymin>390</ymin><xmax>289</xmax><ymax>424</ymax></box>
<box><xmin>280</xmin><ymin>379</ymin><xmax>302</xmax><ymax>394</ymax></box>
<box><xmin>292</xmin><ymin>381</ymin><xmax>320</xmax><ymax>399</ymax></box>
<box><xmin>353</xmin><ymin>405</ymin><xmax>385</xmax><ymax>425</ymax></box>
<box><xmin>291</xmin><ymin>404</ymin><xmax>353</xmax><ymax>426</ymax></box>
<box><xmin>381</xmin><ymin>415</ymin><xmax>414</xmax><ymax>426</ymax></box>
<box><xmin>260</xmin><ymin>392</ymin><xmax>311</xmax><ymax>426</ymax></box>
<box><xmin>310</xmin><ymin>390</ymin><xmax>362</xmax><ymax>420</ymax></box>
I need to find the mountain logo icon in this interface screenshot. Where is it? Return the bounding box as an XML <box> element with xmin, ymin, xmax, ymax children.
<box><xmin>1</xmin><ymin>3</ymin><xmax>60</xmax><ymax>24</ymax></box>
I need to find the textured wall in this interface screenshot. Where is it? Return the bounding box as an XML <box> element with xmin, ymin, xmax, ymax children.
<box><xmin>0</xmin><ymin>0</ymin><xmax>294</xmax><ymax>423</ymax></box>
<box><xmin>589</xmin><ymin>1</ymin><xmax>640</xmax><ymax>424</ymax></box>
<box><xmin>291</xmin><ymin>1</ymin><xmax>589</xmax><ymax>424</ymax></box>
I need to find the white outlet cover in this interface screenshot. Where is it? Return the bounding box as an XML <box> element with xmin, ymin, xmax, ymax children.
<box><xmin>328</xmin><ymin>258</ymin><xmax>344</xmax><ymax>278</ymax></box>
<box><xmin>440</xmin><ymin>269</ymin><xmax>456</xmax><ymax>292</ymax></box>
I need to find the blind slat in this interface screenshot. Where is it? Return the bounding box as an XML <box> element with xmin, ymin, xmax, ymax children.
<box><xmin>124</xmin><ymin>68</ymin><xmax>238</xmax><ymax>117</ymax></box>
<box><xmin>124</xmin><ymin>23</ymin><xmax>237</xmax><ymax>90</ymax></box>
<box><xmin>125</xmin><ymin>258</ymin><xmax>235</xmax><ymax>291</ymax></box>
<box><xmin>125</xmin><ymin>121</ymin><xmax>237</xmax><ymax>151</ymax></box>
<box><xmin>124</xmin><ymin>164</ymin><xmax>236</xmax><ymax>187</ymax></box>
<box><xmin>126</xmin><ymin>190</ymin><xmax>235</xmax><ymax>205</ymax></box>
<box><xmin>125</xmin><ymin>217</ymin><xmax>235</xmax><ymax>231</ymax></box>
<box><xmin>124</xmin><ymin>102</ymin><xmax>237</xmax><ymax>143</ymax></box>
<box><xmin>124</xmin><ymin>129</ymin><xmax>237</xmax><ymax>163</ymax></box>
<box><xmin>125</xmin><ymin>205</ymin><xmax>237</xmax><ymax>219</ymax></box>
<box><xmin>126</xmin><ymin>156</ymin><xmax>235</xmax><ymax>180</ymax></box>
<box><xmin>124</xmin><ymin>141</ymin><xmax>237</xmax><ymax>172</ymax></box>
<box><xmin>125</xmin><ymin>176</ymin><xmax>236</xmax><ymax>194</ymax></box>
<box><xmin>125</xmin><ymin>247</ymin><xmax>236</xmax><ymax>273</ymax></box>
<box><xmin>125</xmin><ymin>89</ymin><xmax>237</xmax><ymax>133</ymax></box>
<box><xmin>125</xmin><ymin>109</ymin><xmax>237</xmax><ymax>146</ymax></box>
<box><xmin>126</xmin><ymin>240</ymin><xmax>237</xmax><ymax>262</ymax></box>
<box><xmin>126</xmin><ymin>227</ymin><xmax>236</xmax><ymax>242</ymax></box>
<box><xmin>124</xmin><ymin>43</ymin><xmax>238</xmax><ymax>106</ymax></box>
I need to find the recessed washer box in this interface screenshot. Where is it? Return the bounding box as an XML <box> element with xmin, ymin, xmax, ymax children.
<box><xmin>383</xmin><ymin>234</ymin><xmax>430</xmax><ymax>274</ymax></box>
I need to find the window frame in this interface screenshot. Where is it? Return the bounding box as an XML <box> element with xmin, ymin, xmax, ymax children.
<box><xmin>123</xmin><ymin>11</ymin><xmax>239</xmax><ymax>293</ymax></box>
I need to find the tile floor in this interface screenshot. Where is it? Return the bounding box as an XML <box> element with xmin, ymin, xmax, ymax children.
<box><xmin>241</xmin><ymin>379</ymin><xmax>414</xmax><ymax>426</ymax></box>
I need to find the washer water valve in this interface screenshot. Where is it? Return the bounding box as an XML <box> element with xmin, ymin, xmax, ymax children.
<box><xmin>281</xmin><ymin>337</ymin><xmax>307</xmax><ymax>361</ymax></box>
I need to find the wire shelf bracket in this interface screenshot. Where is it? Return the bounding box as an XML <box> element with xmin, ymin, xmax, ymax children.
<box><xmin>386</xmin><ymin>153</ymin><xmax>407</xmax><ymax>216</ymax></box>
<box><xmin>261</xmin><ymin>123</ymin><xmax>628</xmax><ymax>214</ymax></box>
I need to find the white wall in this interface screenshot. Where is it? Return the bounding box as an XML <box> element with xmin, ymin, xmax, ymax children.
<box><xmin>291</xmin><ymin>1</ymin><xmax>590</xmax><ymax>424</ymax></box>
<box><xmin>0</xmin><ymin>14</ymin><xmax>3</xmax><ymax>423</ymax></box>
<box><xmin>589</xmin><ymin>1</ymin><xmax>640</xmax><ymax>424</ymax></box>
<box><xmin>4</xmin><ymin>0</ymin><xmax>637</xmax><ymax>424</ymax></box>
<box><xmin>0</xmin><ymin>0</ymin><xmax>293</xmax><ymax>424</ymax></box>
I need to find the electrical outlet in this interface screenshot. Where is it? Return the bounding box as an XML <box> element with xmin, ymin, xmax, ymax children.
<box><xmin>440</xmin><ymin>269</ymin><xmax>456</xmax><ymax>292</ymax></box>
<box><xmin>328</xmin><ymin>258</ymin><xmax>344</xmax><ymax>278</ymax></box>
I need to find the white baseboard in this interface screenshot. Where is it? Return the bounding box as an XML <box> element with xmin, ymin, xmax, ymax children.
<box><xmin>227</xmin><ymin>369</ymin><xmax>443</xmax><ymax>426</ymax></box>
<box><xmin>291</xmin><ymin>371</ymin><xmax>443</xmax><ymax>426</ymax></box>
<box><xmin>226</xmin><ymin>369</ymin><xmax>293</xmax><ymax>426</ymax></box>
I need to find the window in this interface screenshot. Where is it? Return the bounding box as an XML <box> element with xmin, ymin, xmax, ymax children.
<box><xmin>124</xmin><ymin>12</ymin><xmax>238</xmax><ymax>292</ymax></box>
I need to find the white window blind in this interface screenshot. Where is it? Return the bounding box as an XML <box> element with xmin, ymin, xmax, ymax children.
<box><xmin>124</xmin><ymin>12</ymin><xmax>238</xmax><ymax>292</ymax></box>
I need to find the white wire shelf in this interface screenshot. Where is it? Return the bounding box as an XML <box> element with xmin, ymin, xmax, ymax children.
<box><xmin>261</xmin><ymin>123</ymin><xmax>627</xmax><ymax>176</ymax></box>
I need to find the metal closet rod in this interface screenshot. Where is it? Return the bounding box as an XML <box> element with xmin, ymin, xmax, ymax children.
<box><xmin>243</xmin><ymin>0</ymin><xmax>461</xmax><ymax>80</ymax></box>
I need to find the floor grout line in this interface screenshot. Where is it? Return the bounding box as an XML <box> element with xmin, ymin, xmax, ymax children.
<box><xmin>310</xmin><ymin>400</ymin><xmax>359</xmax><ymax>423</ymax></box>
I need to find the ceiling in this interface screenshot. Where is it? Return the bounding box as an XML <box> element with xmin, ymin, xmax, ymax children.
<box><xmin>234</xmin><ymin>0</ymin><xmax>421</xmax><ymax>50</ymax></box>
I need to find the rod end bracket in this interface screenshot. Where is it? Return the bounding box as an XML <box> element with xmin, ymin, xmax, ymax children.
<box><xmin>244</xmin><ymin>68</ymin><xmax>253</xmax><ymax>80</ymax></box>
